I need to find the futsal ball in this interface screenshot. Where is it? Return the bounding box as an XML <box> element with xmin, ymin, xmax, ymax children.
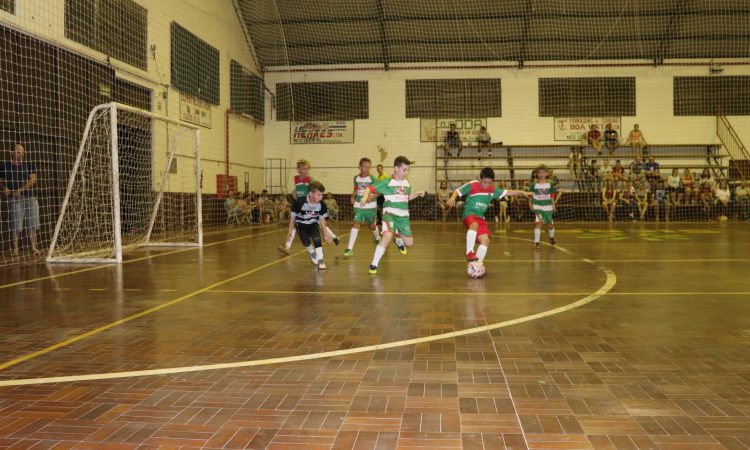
<box><xmin>467</xmin><ymin>261</ymin><xmax>486</xmax><ymax>278</ymax></box>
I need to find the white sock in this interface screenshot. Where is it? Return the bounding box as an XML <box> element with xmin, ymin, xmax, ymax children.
<box><xmin>307</xmin><ymin>245</ymin><xmax>316</xmax><ymax>260</ymax></box>
<box><xmin>286</xmin><ymin>228</ymin><xmax>297</xmax><ymax>248</ymax></box>
<box><xmin>466</xmin><ymin>230</ymin><xmax>477</xmax><ymax>254</ymax></box>
<box><xmin>549</xmin><ymin>228</ymin><xmax>555</xmax><ymax>239</ymax></box>
<box><xmin>372</xmin><ymin>228</ymin><xmax>380</xmax><ymax>242</ymax></box>
<box><xmin>534</xmin><ymin>227</ymin><xmax>541</xmax><ymax>243</ymax></box>
<box><xmin>325</xmin><ymin>226</ymin><xmax>337</xmax><ymax>239</ymax></box>
<box><xmin>395</xmin><ymin>237</ymin><xmax>404</xmax><ymax>248</ymax></box>
<box><xmin>315</xmin><ymin>246</ymin><xmax>324</xmax><ymax>262</ymax></box>
<box><xmin>347</xmin><ymin>228</ymin><xmax>359</xmax><ymax>250</ymax></box>
<box><xmin>477</xmin><ymin>244</ymin><xmax>488</xmax><ymax>263</ymax></box>
<box><xmin>371</xmin><ymin>244</ymin><xmax>386</xmax><ymax>267</ymax></box>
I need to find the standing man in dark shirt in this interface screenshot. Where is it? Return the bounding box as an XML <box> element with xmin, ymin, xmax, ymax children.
<box><xmin>287</xmin><ymin>181</ymin><xmax>333</xmax><ymax>270</ymax></box>
<box><xmin>1</xmin><ymin>144</ymin><xmax>40</xmax><ymax>256</ymax></box>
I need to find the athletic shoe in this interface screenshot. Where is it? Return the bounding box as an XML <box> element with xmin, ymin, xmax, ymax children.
<box><xmin>343</xmin><ymin>249</ymin><xmax>353</xmax><ymax>257</ymax></box>
<box><xmin>549</xmin><ymin>237</ymin><xmax>556</xmax><ymax>246</ymax></box>
<box><xmin>333</xmin><ymin>236</ymin><xmax>340</xmax><ymax>246</ymax></box>
<box><xmin>466</xmin><ymin>251</ymin><xmax>478</xmax><ymax>262</ymax></box>
<box><xmin>277</xmin><ymin>244</ymin><xmax>290</xmax><ymax>255</ymax></box>
<box><xmin>368</xmin><ymin>265</ymin><xmax>378</xmax><ymax>274</ymax></box>
<box><xmin>318</xmin><ymin>261</ymin><xmax>327</xmax><ymax>270</ymax></box>
<box><xmin>533</xmin><ymin>242</ymin><xmax>540</xmax><ymax>249</ymax></box>
<box><xmin>309</xmin><ymin>253</ymin><xmax>318</xmax><ymax>264</ymax></box>
<box><xmin>397</xmin><ymin>244</ymin><xmax>407</xmax><ymax>255</ymax></box>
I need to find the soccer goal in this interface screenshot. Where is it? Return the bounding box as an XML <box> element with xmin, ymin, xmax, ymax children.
<box><xmin>47</xmin><ymin>102</ymin><xmax>202</xmax><ymax>263</ymax></box>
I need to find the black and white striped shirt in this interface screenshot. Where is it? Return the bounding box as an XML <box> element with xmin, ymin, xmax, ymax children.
<box><xmin>291</xmin><ymin>195</ymin><xmax>329</xmax><ymax>225</ymax></box>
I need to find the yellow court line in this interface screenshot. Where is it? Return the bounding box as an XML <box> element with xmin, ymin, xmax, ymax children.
<box><xmin>0</xmin><ymin>248</ymin><xmax>304</xmax><ymax>372</ymax></box>
<box><xmin>0</xmin><ymin>266</ymin><xmax>616</xmax><ymax>386</ymax></box>
<box><xmin>207</xmin><ymin>290</ymin><xmax>592</xmax><ymax>296</ymax></box>
<box><xmin>0</xmin><ymin>228</ymin><xmax>287</xmax><ymax>291</ymax></box>
<box><xmin>206</xmin><ymin>290</ymin><xmax>750</xmax><ymax>296</ymax></box>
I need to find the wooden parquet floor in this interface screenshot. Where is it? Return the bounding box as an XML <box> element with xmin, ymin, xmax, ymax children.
<box><xmin>0</xmin><ymin>223</ymin><xmax>748</xmax><ymax>449</ymax></box>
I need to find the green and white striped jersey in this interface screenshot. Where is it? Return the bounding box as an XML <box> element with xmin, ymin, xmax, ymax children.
<box><xmin>370</xmin><ymin>177</ymin><xmax>411</xmax><ymax>217</ymax></box>
<box><xmin>354</xmin><ymin>174</ymin><xmax>377</xmax><ymax>209</ymax></box>
<box><xmin>530</xmin><ymin>181</ymin><xmax>556</xmax><ymax>212</ymax></box>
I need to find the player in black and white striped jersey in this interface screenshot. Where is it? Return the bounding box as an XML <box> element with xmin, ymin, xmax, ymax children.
<box><xmin>286</xmin><ymin>181</ymin><xmax>333</xmax><ymax>270</ymax></box>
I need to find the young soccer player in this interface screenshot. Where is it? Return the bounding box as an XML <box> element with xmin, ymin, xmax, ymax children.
<box><xmin>278</xmin><ymin>159</ymin><xmax>339</xmax><ymax>253</ymax></box>
<box><xmin>287</xmin><ymin>181</ymin><xmax>333</xmax><ymax>270</ymax></box>
<box><xmin>360</xmin><ymin>156</ymin><xmax>425</xmax><ymax>274</ymax></box>
<box><xmin>344</xmin><ymin>158</ymin><xmax>380</xmax><ymax>257</ymax></box>
<box><xmin>448</xmin><ymin>167</ymin><xmax>531</xmax><ymax>263</ymax></box>
<box><xmin>530</xmin><ymin>164</ymin><xmax>557</xmax><ymax>248</ymax></box>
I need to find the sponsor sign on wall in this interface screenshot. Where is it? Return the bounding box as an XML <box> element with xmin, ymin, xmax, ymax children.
<box><xmin>291</xmin><ymin>121</ymin><xmax>354</xmax><ymax>144</ymax></box>
<box><xmin>420</xmin><ymin>118</ymin><xmax>487</xmax><ymax>142</ymax></box>
<box><xmin>180</xmin><ymin>93</ymin><xmax>212</xmax><ymax>128</ymax></box>
<box><xmin>554</xmin><ymin>117</ymin><xmax>621</xmax><ymax>141</ymax></box>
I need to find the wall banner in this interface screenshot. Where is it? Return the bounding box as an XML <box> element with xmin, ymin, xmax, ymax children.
<box><xmin>554</xmin><ymin>117</ymin><xmax>621</xmax><ymax>141</ymax></box>
<box><xmin>291</xmin><ymin>121</ymin><xmax>354</xmax><ymax>144</ymax></box>
<box><xmin>180</xmin><ymin>93</ymin><xmax>212</xmax><ymax>128</ymax></box>
<box><xmin>420</xmin><ymin>118</ymin><xmax>487</xmax><ymax>142</ymax></box>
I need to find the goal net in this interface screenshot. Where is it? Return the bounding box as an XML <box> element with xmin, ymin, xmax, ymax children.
<box><xmin>47</xmin><ymin>102</ymin><xmax>202</xmax><ymax>263</ymax></box>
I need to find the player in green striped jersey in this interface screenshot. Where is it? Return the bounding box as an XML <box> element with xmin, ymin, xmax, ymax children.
<box><xmin>360</xmin><ymin>156</ymin><xmax>425</xmax><ymax>274</ymax></box>
<box><xmin>344</xmin><ymin>158</ymin><xmax>381</xmax><ymax>256</ymax></box>
<box><xmin>530</xmin><ymin>164</ymin><xmax>557</xmax><ymax>248</ymax></box>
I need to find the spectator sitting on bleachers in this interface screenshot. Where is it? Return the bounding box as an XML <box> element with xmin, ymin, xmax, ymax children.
<box><xmin>604</xmin><ymin>123</ymin><xmax>619</xmax><ymax>155</ymax></box>
<box><xmin>651</xmin><ymin>178</ymin><xmax>670</xmax><ymax>222</ymax></box>
<box><xmin>635</xmin><ymin>181</ymin><xmax>650</xmax><ymax>221</ymax></box>
<box><xmin>735</xmin><ymin>180</ymin><xmax>750</xmax><ymax>221</ymax></box>
<box><xmin>713</xmin><ymin>179</ymin><xmax>731</xmax><ymax>221</ymax></box>
<box><xmin>258</xmin><ymin>189</ymin><xmax>275</xmax><ymax>221</ymax></box>
<box><xmin>619</xmin><ymin>181</ymin><xmax>637</xmax><ymax>221</ymax></box>
<box><xmin>585</xmin><ymin>159</ymin><xmax>601</xmax><ymax>191</ymax></box>
<box><xmin>436</xmin><ymin>181</ymin><xmax>454</xmax><ymax>221</ymax></box>
<box><xmin>612</xmin><ymin>159</ymin><xmax>627</xmax><ymax>187</ymax></box>
<box><xmin>628</xmin><ymin>155</ymin><xmax>644</xmax><ymax>182</ymax></box>
<box><xmin>601</xmin><ymin>179</ymin><xmax>618</xmax><ymax>222</ymax></box>
<box><xmin>625</xmin><ymin>123</ymin><xmax>648</xmax><ymax>157</ymax></box>
<box><xmin>681</xmin><ymin>168</ymin><xmax>698</xmax><ymax>204</ymax></box>
<box><xmin>600</xmin><ymin>159</ymin><xmax>613</xmax><ymax>182</ymax></box>
<box><xmin>667</xmin><ymin>168</ymin><xmax>683</xmax><ymax>204</ymax></box>
<box><xmin>274</xmin><ymin>195</ymin><xmax>290</xmax><ymax>222</ymax></box>
<box><xmin>498</xmin><ymin>180</ymin><xmax>510</xmax><ymax>223</ymax></box>
<box><xmin>568</xmin><ymin>147</ymin><xmax>583</xmax><ymax>189</ymax></box>
<box><xmin>643</xmin><ymin>155</ymin><xmax>660</xmax><ymax>188</ymax></box>
<box><xmin>444</xmin><ymin>122</ymin><xmax>462</xmax><ymax>158</ymax></box>
<box><xmin>588</xmin><ymin>124</ymin><xmax>602</xmax><ymax>155</ymax></box>
<box><xmin>699</xmin><ymin>172</ymin><xmax>715</xmax><ymax>219</ymax></box>
<box><xmin>476</xmin><ymin>125</ymin><xmax>492</xmax><ymax>159</ymax></box>
<box><xmin>323</xmin><ymin>192</ymin><xmax>339</xmax><ymax>220</ymax></box>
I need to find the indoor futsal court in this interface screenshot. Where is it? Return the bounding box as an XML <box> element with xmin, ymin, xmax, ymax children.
<box><xmin>2</xmin><ymin>0</ymin><xmax>750</xmax><ymax>449</ymax></box>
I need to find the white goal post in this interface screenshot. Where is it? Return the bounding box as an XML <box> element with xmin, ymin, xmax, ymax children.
<box><xmin>47</xmin><ymin>102</ymin><xmax>202</xmax><ymax>263</ymax></box>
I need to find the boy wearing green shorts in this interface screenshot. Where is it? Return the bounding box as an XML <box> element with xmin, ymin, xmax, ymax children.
<box><xmin>360</xmin><ymin>156</ymin><xmax>425</xmax><ymax>274</ymax></box>
<box><xmin>344</xmin><ymin>158</ymin><xmax>380</xmax><ymax>256</ymax></box>
<box><xmin>530</xmin><ymin>164</ymin><xmax>557</xmax><ymax>248</ymax></box>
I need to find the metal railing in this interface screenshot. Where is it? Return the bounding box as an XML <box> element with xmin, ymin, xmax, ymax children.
<box><xmin>717</xmin><ymin>114</ymin><xmax>750</xmax><ymax>180</ymax></box>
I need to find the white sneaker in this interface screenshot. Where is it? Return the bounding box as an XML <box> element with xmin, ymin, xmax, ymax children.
<box><xmin>309</xmin><ymin>253</ymin><xmax>318</xmax><ymax>264</ymax></box>
<box><xmin>318</xmin><ymin>261</ymin><xmax>327</xmax><ymax>270</ymax></box>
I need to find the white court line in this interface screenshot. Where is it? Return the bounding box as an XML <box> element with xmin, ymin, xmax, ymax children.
<box><xmin>0</xmin><ymin>263</ymin><xmax>616</xmax><ymax>386</ymax></box>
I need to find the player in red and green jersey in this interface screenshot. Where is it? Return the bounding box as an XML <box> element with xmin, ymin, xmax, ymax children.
<box><xmin>448</xmin><ymin>167</ymin><xmax>531</xmax><ymax>263</ymax></box>
<box><xmin>530</xmin><ymin>164</ymin><xmax>557</xmax><ymax>248</ymax></box>
<box><xmin>279</xmin><ymin>159</ymin><xmax>339</xmax><ymax>254</ymax></box>
<box><xmin>344</xmin><ymin>158</ymin><xmax>380</xmax><ymax>256</ymax></box>
<box><xmin>359</xmin><ymin>156</ymin><xmax>425</xmax><ymax>274</ymax></box>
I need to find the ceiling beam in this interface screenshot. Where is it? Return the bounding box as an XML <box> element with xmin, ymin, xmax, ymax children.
<box><xmin>517</xmin><ymin>0</ymin><xmax>533</xmax><ymax>68</ymax></box>
<box><xmin>376</xmin><ymin>0</ymin><xmax>389</xmax><ymax>70</ymax></box>
<box><xmin>245</xmin><ymin>9</ymin><xmax>749</xmax><ymax>27</ymax></box>
<box><xmin>654</xmin><ymin>0</ymin><xmax>685</xmax><ymax>65</ymax></box>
